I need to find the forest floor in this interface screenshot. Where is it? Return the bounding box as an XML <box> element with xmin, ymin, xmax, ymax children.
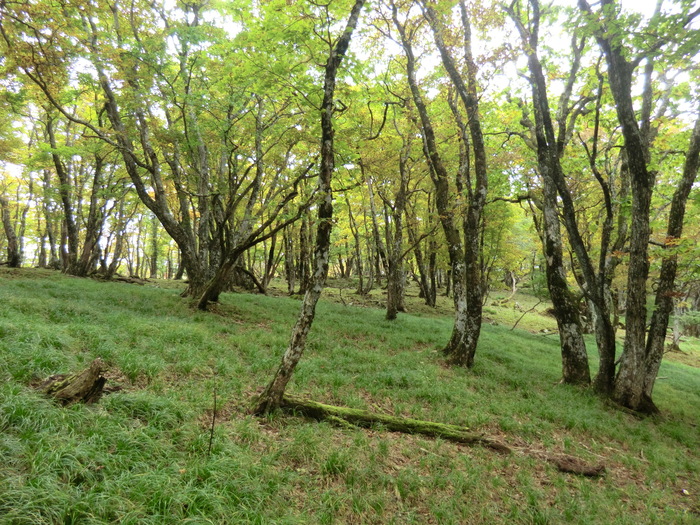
<box><xmin>0</xmin><ymin>267</ymin><xmax>698</xmax><ymax>524</ymax></box>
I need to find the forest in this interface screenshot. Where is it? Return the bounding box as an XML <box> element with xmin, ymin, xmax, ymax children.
<box><xmin>0</xmin><ymin>0</ymin><xmax>699</xmax><ymax>521</ymax></box>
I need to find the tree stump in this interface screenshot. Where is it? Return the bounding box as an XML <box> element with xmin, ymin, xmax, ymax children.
<box><xmin>40</xmin><ymin>358</ymin><xmax>107</xmax><ymax>405</ymax></box>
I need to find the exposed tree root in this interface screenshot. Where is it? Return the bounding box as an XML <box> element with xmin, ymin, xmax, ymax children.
<box><xmin>39</xmin><ymin>358</ymin><xmax>107</xmax><ymax>405</ymax></box>
<box><xmin>525</xmin><ymin>448</ymin><xmax>606</xmax><ymax>477</ymax></box>
<box><xmin>110</xmin><ymin>276</ymin><xmax>149</xmax><ymax>285</ymax></box>
<box><xmin>277</xmin><ymin>395</ymin><xmax>607</xmax><ymax>476</ymax></box>
<box><xmin>547</xmin><ymin>454</ymin><xmax>606</xmax><ymax>477</ymax></box>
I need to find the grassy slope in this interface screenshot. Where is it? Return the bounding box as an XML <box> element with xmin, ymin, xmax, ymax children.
<box><xmin>0</xmin><ymin>267</ymin><xmax>698</xmax><ymax>524</ymax></box>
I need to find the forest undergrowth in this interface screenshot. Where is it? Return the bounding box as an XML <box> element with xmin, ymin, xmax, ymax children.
<box><xmin>0</xmin><ymin>267</ymin><xmax>698</xmax><ymax>524</ymax></box>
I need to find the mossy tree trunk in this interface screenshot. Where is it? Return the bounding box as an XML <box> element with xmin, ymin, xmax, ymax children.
<box><xmin>0</xmin><ymin>195</ymin><xmax>21</xmax><ymax>267</ymax></box>
<box><xmin>507</xmin><ymin>1</ymin><xmax>592</xmax><ymax>385</ymax></box>
<box><xmin>280</xmin><ymin>395</ymin><xmax>511</xmax><ymax>453</ymax></box>
<box><xmin>252</xmin><ymin>0</ymin><xmax>366</xmax><ymax>415</ymax></box>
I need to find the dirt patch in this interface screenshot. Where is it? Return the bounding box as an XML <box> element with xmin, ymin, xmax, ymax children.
<box><xmin>664</xmin><ymin>345</ymin><xmax>700</xmax><ymax>368</ymax></box>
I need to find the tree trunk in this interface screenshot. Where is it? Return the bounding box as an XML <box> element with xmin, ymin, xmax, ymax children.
<box><xmin>298</xmin><ymin>215</ymin><xmax>312</xmax><ymax>294</ymax></box>
<box><xmin>280</xmin><ymin>395</ymin><xmax>510</xmax><ymax>453</ymax></box>
<box><xmin>149</xmin><ymin>213</ymin><xmax>159</xmax><ymax>279</ymax></box>
<box><xmin>385</xmin><ymin>139</ymin><xmax>409</xmax><ymax>320</ymax></box>
<box><xmin>40</xmin><ymin>169</ymin><xmax>60</xmax><ymax>269</ymax></box>
<box><xmin>73</xmin><ymin>155</ymin><xmax>107</xmax><ymax>277</ymax></box>
<box><xmin>508</xmin><ymin>1</ymin><xmax>591</xmax><ymax>384</ymax></box>
<box><xmin>363</xmin><ymin>166</ymin><xmax>389</xmax><ymax>283</ymax></box>
<box><xmin>539</xmin><ymin>183</ymin><xmax>591</xmax><ymax>384</ymax></box>
<box><xmin>579</xmin><ymin>0</ymin><xmax>658</xmax><ymax>411</ymax></box>
<box><xmin>345</xmin><ymin>196</ymin><xmax>365</xmax><ymax>295</ymax></box>
<box><xmin>0</xmin><ymin>195</ymin><xmax>21</xmax><ymax>267</ymax></box>
<box><xmin>395</xmin><ymin>10</ymin><xmax>472</xmax><ymax>364</ymax></box>
<box><xmin>284</xmin><ymin>226</ymin><xmax>296</xmax><ymax>295</ymax></box>
<box><xmin>408</xmin><ymin>1</ymin><xmax>490</xmax><ymax>367</ymax></box>
<box><xmin>252</xmin><ymin>0</ymin><xmax>366</xmax><ymax>415</ymax></box>
<box><xmin>46</xmin><ymin>115</ymin><xmax>80</xmax><ymax>274</ymax></box>
<box><xmin>642</xmin><ymin>110</ymin><xmax>700</xmax><ymax>402</ymax></box>
<box><xmin>406</xmin><ymin>204</ymin><xmax>434</xmax><ymax>307</ymax></box>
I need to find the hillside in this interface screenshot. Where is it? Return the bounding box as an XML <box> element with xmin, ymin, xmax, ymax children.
<box><xmin>0</xmin><ymin>268</ymin><xmax>698</xmax><ymax>524</ymax></box>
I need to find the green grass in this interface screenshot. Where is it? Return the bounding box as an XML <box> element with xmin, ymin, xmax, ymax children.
<box><xmin>0</xmin><ymin>267</ymin><xmax>698</xmax><ymax>524</ymax></box>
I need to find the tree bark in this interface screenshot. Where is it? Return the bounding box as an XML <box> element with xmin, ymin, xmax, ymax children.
<box><xmin>74</xmin><ymin>154</ymin><xmax>108</xmax><ymax>277</ymax></box>
<box><xmin>406</xmin><ymin>206</ymin><xmax>434</xmax><ymax>307</ymax></box>
<box><xmin>424</xmin><ymin>0</ymin><xmax>489</xmax><ymax>367</ymax></box>
<box><xmin>642</xmin><ymin>110</ymin><xmax>700</xmax><ymax>402</ymax></box>
<box><xmin>277</xmin><ymin>395</ymin><xmax>605</xmax><ymax>476</ymax></box>
<box><xmin>579</xmin><ymin>0</ymin><xmax>700</xmax><ymax>411</ymax></box>
<box><xmin>40</xmin><ymin>359</ymin><xmax>107</xmax><ymax>405</ymax></box>
<box><xmin>283</xmin><ymin>226</ymin><xmax>296</xmax><ymax>295</ymax></box>
<box><xmin>280</xmin><ymin>395</ymin><xmax>510</xmax><ymax>453</ymax></box>
<box><xmin>0</xmin><ymin>195</ymin><xmax>22</xmax><ymax>268</ymax></box>
<box><xmin>149</xmin><ymin>213</ymin><xmax>159</xmax><ymax>279</ymax></box>
<box><xmin>0</xmin><ymin>195</ymin><xmax>21</xmax><ymax>267</ymax></box>
<box><xmin>362</xmin><ymin>164</ymin><xmax>389</xmax><ymax>283</ymax></box>
<box><xmin>345</xmin><ymin>196</ymin><xmax>365</xmax><ymax>295</ymax></box>
<box><xmin>46</xmin><ymin>115</ymin><xmax>80</xmax><ymax>274</ymax></box>
<box><xmin>384</xmin><ymin>135</ymin><xmax>409</xmax><ymax>320</ymax></box>
<box><xmin>508</xmin><ymin>0</ymin><xmax>591</xmax><ymax>385</ymax></box>
<box><xmin>252</xmin><ymin>0</ymin><xmax>366</xmax><ymax>415</ymax></box>
<box><xmin>394</xmin><ymin>6</ymin><xmax>475</xmax><ymax>366</ymax></box>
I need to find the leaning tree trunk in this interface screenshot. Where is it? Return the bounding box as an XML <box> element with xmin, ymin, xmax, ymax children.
<box><xmin>642</xmin><ymin>110</ymin><xmax>700</xmax><ymax>400</ymax></box>
<box><xmin>252</xmin><ymin>0</ymin><xmax>366</xmax><ymax>415</ymax></box>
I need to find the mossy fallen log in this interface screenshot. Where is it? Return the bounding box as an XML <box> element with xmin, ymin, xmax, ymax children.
<box><xmin>40</xmin><ymin>358</ymin><xmax>106</xmax><ymax>405</ymax></box>
<box><xmin>278</xmin><ymin>395</ymin><xmax>607</xmax><ymax>476</ymax></box>
<box><xmin>280</xmin><ymin>394</ymin><xmax>512</xmax><ymax>454</ymax></box>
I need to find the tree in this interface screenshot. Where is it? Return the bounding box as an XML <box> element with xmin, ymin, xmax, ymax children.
<box><xmin>0</xmin><ymin>0</ymin><xmax>314</xmax><ymax>298</ymax></box>
<box><xmin>506</xmin><ymin>0</ymin><xmax>593</xmax><ymax>385</ymax></box>
<box><xmin>579</xmin><ymin>0</ymin><xmax>700</xmax><ymax>411</ymax></box>
<box><xmin>388</xmin><ymin>0</ymin><xmax>489</xmax><ymax>367</ymax></box>
<box><xmin>253</xmin><ymin>0</ymin><xmax>366</xmax><ymax>415</ymax></box>
<box><xmin>0</xmin><ymin>192</ymin><xmax>21</xmax><ymax>267</ymax></box>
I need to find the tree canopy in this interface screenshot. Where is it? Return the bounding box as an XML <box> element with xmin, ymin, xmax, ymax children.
<box><xmin>1</xmin><ymin>0</ymin><xmax>699</xmax><ymax>413</ymax></box>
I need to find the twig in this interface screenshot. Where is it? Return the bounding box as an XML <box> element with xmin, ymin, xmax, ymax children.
<box><xmin>510</xmin><ymin>300</ymin><xmax>543</xmax><ymax>331</ymax></box>
<box><xmin>207</xmin><ymin>388</ymin><xmax>217</xmax><ymax>458</ymax></box>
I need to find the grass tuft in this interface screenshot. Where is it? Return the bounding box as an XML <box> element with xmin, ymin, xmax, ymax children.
<box><xmin>0</xmin><ymin>267</ymin><xmax>698</xmax><ymax>523</ymax></box>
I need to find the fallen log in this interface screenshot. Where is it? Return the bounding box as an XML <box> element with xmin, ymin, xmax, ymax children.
<box><xmin>279</xmin><ymin>395</ymin><xmax>512</xmax><ymax>454</ymax></box>
<box><xmin>40</xmin><ymin>358</ymin><xmax>107</xmax><ymax>405</ymax></box>
<box><xmin>277</xmin><ymin>395</ymin><xmax>607</xmax><ymax>476</ymax></box>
